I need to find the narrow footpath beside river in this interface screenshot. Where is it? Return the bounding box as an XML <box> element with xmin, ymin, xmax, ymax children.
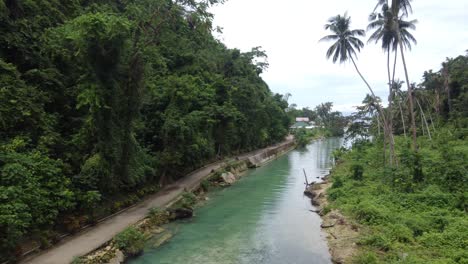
<box><xmin>130</xmin><ymin>137</ymin><xmax>344</xmax><ymax>264</ymax></box>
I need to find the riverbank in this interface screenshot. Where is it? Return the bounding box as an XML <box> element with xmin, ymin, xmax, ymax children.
<box><xmin>306</xmin><ymin>178</ymin><xmax>359</xmax><ymax>264</ymax></box>
<box><xmin>309</xmin><ymin>134</ymin><xmax>467</xmax><ymax>263</ymax></box>
<box><xmin>20</xmin><ymin>139</ymin><xmax>295</xmax><ymax>264</ymax></box>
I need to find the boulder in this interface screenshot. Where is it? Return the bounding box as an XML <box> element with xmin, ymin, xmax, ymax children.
<box><xmin>106</xmin><ymin>249</ymin><xmax>125</xmax><ymax>264</ymax></box>
<box><xmin>303</xmin><ymin>189</ymin><xmax>317</xmax><ymax>198</ymax></box>
<box><xmin>220</xmin><ymin>172</ymin><xmax>237</xmax><ymax>184</ymax></box>
<box><xmin>168</xmin><ymin>208</ymin><xmax>193</xmax><ymax>220</ymax></box>
<box><xmin>321</xmin><ymin>220</ymin><xmax>336</xmax><ymax>228</ymax></box>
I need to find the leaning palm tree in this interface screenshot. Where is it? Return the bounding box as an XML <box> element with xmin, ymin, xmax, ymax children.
<box><xmin>320</xmin><ymin>13</ymin><xmax>386</xmax><ymax>127</ymax></box>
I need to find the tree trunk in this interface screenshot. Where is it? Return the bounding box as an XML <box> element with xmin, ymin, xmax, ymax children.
<box><xmin>416</xmin><ymin>97</ymin><xmax>432</xmax><ymax>140</ymax></box>
<box><xmin>349</xmin><ymin>56</ymin><xmax>387</xmax><ymax>132</ymax></box>
<box><xmin>442</xmin><ymin>64</ymin><xmax>452</xmax><ymax>113</ymax></box>
<box><xmin>387</xmin><ymin>48</ymin><xmax>395</xmax><ymax>166</ymax></box>
<box><xmin>377</xmin><ymin>113</ymin><xmax>381</xmax><ymax>136</ymax></box>
<box><xmin>399</xmin><ymin>99</ymin><xmax>407</xmax><ymax>138</ymax></box>
<box><xmin>393</xmin><ymin>46</ymin><xmax>407</xmax><ymax>138</ymax></box>
<box><xmin>398</xmin><ymin>37</ymin><xmax>418</xmax><ymax>151</ymax></box>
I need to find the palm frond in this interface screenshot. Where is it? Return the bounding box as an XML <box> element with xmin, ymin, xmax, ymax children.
<box><xmin>321</xmin><ymin>12</ymin><xmax>365</xmax><ymax>64</ymax></box>
<box><xmin>319</xmin><ymin>34</ymin><xmax>339</xmax><ymax>42</ymax></box>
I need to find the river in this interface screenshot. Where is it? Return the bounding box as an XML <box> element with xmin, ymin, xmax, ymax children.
<box><xmin>129</xmin><ymin>137</ymin><xmax>344</xmax><ymax>264</ymax></box>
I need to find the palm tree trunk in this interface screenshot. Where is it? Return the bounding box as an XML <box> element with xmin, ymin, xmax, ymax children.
<box><xmin>387</xmin><ymin>49</ymin><xmax>395</xmax><ymax>166</ymax></box>
<box><xmin>392</xmin><ymin>46</ymin><xmax>398</xmax><ymax>83</ymax></box>
<box><xmin>443</xmin><ymin>66</ymin><xmax>452</xmax><ymax>113</ymax></box>
<box><xmin>416</xmin><ymin>97</ymin><xmax>432</xmax><ymax>140</ymax></box>
<box><xmin>399</xmin><ymin>99</ymin><xmax>407</xmax><ymax>138</ymax></box>
<box><xmin>398</xmin><ymin>38</ymin><xmax>418</xmax><ymax>150</ymax></box>
<box><xmin>350</xmin><ymin>56</ymin><xmax>387</xmax><ymax>129</ymax></box>
<box><xmin>377</xmin><ymin>114</ymin><xmax>381</xmax><ymax>136</ymax></box>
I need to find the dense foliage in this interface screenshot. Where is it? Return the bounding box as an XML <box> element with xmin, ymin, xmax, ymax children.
<box><xmin>0</xmin><ymin>0</ymin><xmax>290</xmax><ymax>259</ymax></box>
<box><xmin>330</xmin><ymin>133</ymin><xmax>467</xmax><ymax>263</ymax></box>
<box><xmin>330</xmin><ymin>52</ymin><xmax>468</xmax><ymax>263</ymax></box>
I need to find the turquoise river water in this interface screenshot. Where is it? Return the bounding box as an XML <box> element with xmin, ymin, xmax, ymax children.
<box><xmin>130</xmin><ymin>137</ymin><xmax>344</xmax><ymax>264</ymax></box>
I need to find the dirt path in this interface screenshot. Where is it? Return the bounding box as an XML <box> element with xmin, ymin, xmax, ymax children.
<box><xmin>21</xmin><ymin>139</ymin><xmax>293</xmax><ymax>264</ymax></box>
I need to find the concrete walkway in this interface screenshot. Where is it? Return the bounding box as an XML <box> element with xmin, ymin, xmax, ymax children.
<box><xmin>21</xmin><ymin>139</ymin><xmax>294</xmax><ymax>264</ymax></box>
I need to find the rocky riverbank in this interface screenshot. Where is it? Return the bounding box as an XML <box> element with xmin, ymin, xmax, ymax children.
<box><xmin>305</xmin><ymin>176</ymin><xmax>360</xmax><ymax>264</ymax></box>
<box><xmin>73</xmin><ymin>141</ymin><xmax>296</xmax><ymax>264</ymax></box>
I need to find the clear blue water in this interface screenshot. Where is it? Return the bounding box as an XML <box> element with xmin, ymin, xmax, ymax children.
<box><xmin>130</xmin><ymin>138</ymin><xmax>343</xmax><ymax>264</ymax></box>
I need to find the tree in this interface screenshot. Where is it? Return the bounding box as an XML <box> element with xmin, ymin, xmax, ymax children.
<box><xmin>383</xmin><ymin>0</ymin><xmax>418</xmax><ymax>150</ymax></box>
<box><xmin>320</xmin><ymin>13</ymin><xmax>387</xmax><ymax>135</ymax></box>
<box><xmin>356</xmin><ymin>94</ymin><xmax>383</xmax><ymax>136</ymax></box>
<box><xmin>0</xmin><ymin>1</ymin><xmax>292</xmax><ymax>260</ymax></box>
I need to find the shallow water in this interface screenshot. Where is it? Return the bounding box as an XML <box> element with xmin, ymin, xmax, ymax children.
<box><xmin>130</xmin><ymin>138</ymin><xmax>343</xmax><ymax>264</ymax></box>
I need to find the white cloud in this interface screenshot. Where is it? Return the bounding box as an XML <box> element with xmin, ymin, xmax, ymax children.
<box><xmin>211</xmin><ymin>0</ymin><xmax>468</xmax><ymax>110</ymax></box>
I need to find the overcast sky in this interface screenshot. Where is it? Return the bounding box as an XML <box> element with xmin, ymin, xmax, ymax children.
<box><xmin>211</xmin><ymin>0</ymin><xmax>468</xmax><ymax>113</ymax></box>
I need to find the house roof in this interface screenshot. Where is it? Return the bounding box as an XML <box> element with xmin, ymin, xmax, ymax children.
<box><xmin>295</xmin><ymin>117</ymin><xmax>310</xmax><ymax>122</ymax></box>
<box><xmin>290</xmin><ymin>121</ymin><xmax>309</xmax><ymax>128</ymax></box>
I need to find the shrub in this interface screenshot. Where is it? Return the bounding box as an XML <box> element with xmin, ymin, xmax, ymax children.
<box><xmin>359</xmin><ymin>234</ymin><xmax>392</xmax><ymax>251</ymax></box>
<box><xmin>387</xmin><ymin>224</ymin><xmax>414</xmax><ymax>243</ymax></box>
<box><xmin>114</xmin><ymin>227</ymin><xmax>145</xmax><ymax>256</ymax></box>
<box><xmin>351</xmin><ymin>163</ymin><xmax>364</xmax><ymax>180</ymax></box>
<box><xmin>148</xmin><ymin>208</ymin><xmax>170</xmax><ymax>226</ymax></box>
<box><xmin>180</xmin><ymin>192</ymin><xmax>197</xmax><ymax>208</ymax></box>
<box><xmin>332</xmin><ymin>176</ymin><xmax>344</xmax><ymax>189</ymax></box>
<box><xmin>353</xmin><ymin>201</ymin><xmax>388</xmax><ymax>225</ymax></box>
<box><xmin>328</xmin><ymin>188</ymin><xmax>345</xmax><ymax>201</ymax></box>
<box><xmin>200</xmin><ymin>179</ymin><xmax>210</xmax><ymax>192</ymax></box>
<box><xmin>353</xmin><ymin>252</ymin><xmax>380</xmax><ymax>264</ymax></box>
<box><xmin>404</xmin><ymin>216</ymin><xmax>431</xmax><ymax>237</ymax></box>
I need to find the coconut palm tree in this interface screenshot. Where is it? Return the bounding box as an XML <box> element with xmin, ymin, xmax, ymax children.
<box><xmin>373</xmin><ymin>0</ymin><xmax>413</xmax><ymax>17</ymax></box>
<box><xmin>320</xmin><ymin>13</ymin><xmax>386</xmax><ymax>127</ymax></box>
<box><xmin>369</xmin><ymin>0</ymin><xmax>418</xmax><ymax>150</ymax></box>
<box><xmin>367</xmin><ymin>5</ymin><xmax>396</xmax><ymax>164</ymax></box>
<box><xmin>358</xmin><ymin>94</ymin><xmax>383</xmax><ymax>136</ymax></box>
<box><xmin>367</xmin><ymin>5</ymin><xmax>417</xmax><ymax>164</ymax></box>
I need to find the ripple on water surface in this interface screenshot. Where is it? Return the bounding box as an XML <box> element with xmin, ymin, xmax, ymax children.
<box><xmin>129</xmin><ymin>138</ymin><xmax>343</xmax><ymax>264</ymax></box>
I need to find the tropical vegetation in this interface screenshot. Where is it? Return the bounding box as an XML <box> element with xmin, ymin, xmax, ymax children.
<box><xmin>320</xmin><ymin>0</ymin><xmax>467</xmax><ymax>262</ymax></box>
<box><xmin>0</xmin><ymin>0</ymin><xmax>291</xmax><ymax>260</ymax></box>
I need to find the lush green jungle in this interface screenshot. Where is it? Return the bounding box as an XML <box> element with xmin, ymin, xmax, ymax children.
<box><xmin>0</xmin><ymin>0</ymin><xmax>297</xmax><ymax>259</ymax></box>
<box><xmin>0</xmin><ymin>0</ymin><xmax>466</xmax><ymax>263</ymax></box>
<box><xmin>318</xmin><ymin>0</ymin><xmax>467</xmax><ymax>262</ymax></box>
<box><xmin>329</xmin><ymin>52</ymin><xmax>468</xmax><ymax>263</ymax></box>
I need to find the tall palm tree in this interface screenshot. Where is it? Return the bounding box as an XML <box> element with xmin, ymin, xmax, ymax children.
<box><xmin>370</xmin><ymin>0</ymin><xmax>418</xmax><ymax>151</ymax></box>
<box><xmin>367</xmin><ymin>5</ymin><xmax>417</xmax><ymax>164</ymax></box>
<box><xmin>320</xmin><ymin>13</ymin><xmax>387</xmax><ymax>127</ymax></box>
<box><xmin>373</xmin><ymin>0</ymin><xmax>413</xmax><ymax>17</ymax></box>
<box><xmin>367</xmin><ymin>5</ymin><xmax>396</xmax><ymax>164</ymax></box>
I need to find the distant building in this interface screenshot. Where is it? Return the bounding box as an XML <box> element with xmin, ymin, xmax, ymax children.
<box><xmin>295</xmin><ymin>117</ymin><xmax>310</xmax><ymax>122</ymax></box>
<box><xmin>290</xmin><ymin>119</ymin><xmax>319</xmax><ymax>130</ymax></box>
<box><xmin>290</xmin><ymin>121</ymin><xmax>309</xmax><ymax>129</ymax></box>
